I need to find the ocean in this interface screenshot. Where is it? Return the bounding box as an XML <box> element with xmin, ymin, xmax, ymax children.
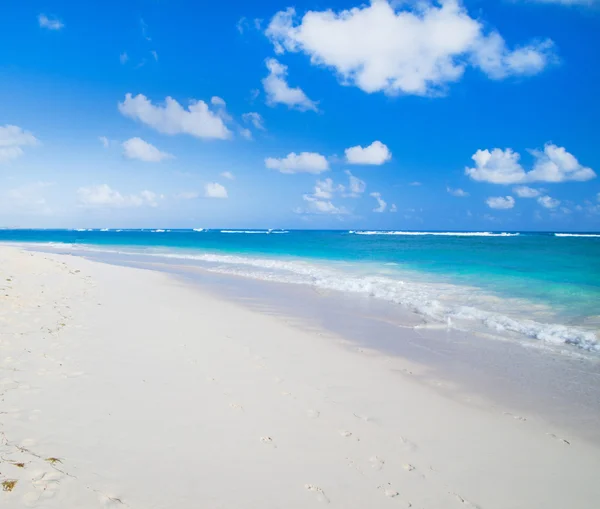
<box><xmin>2</xmin><ymin>228</ymin><xmax>599</xmax><ymax>353</ymax></box>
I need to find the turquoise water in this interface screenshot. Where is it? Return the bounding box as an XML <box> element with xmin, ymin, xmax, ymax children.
<box><xmin>2</xmin><ymin>229</ymin><xmax>599</xmax><ymax>352</ymax></box>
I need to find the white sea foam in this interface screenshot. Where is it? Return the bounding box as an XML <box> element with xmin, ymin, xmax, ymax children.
<box><xmin>49</xmin><ymin>244</ymin><xmax>599</xmax><ymax>353</ymax></box>
<box><xmin>152</xmin><ymin>229</ymin><xmax>166</xmax><ymax>233</ymax></box>
<box><xmin>193</xmin><ymin>228</ymin><xmax>204</xmax><ymax>232</ymax></box>
<box><xmin>555</xmin><ymin>233</ymin><xmax>600</xmax><ymax>238</ymax></box>
<box><xmin>353</xmin><ymin>231</ymin><xmax>520</xmax><ymax>237</ymax></box>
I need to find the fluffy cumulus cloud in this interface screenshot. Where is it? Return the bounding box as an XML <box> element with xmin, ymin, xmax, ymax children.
<box><xmin>486</xmin><ymin>196</ymin><xmax>515</xmax><ymax>209</ymax></box>
<box><xmin>447</xmin><ymin>187</ymin><xmax>469</xmax><ymax>197</ymax></box>
<box><xmin>345</xmin><ymin>141</ymin><xmax>391</xmax><ymax>165</ymax></box>
<box><xmin>242</xmin><ymin>112</ymin><xmax>266</xmax><ymax>130</ymax></box>
<box><xmin>78</xmin><ymin>184</ymin><xmax>159</xmax><ymax>207</ymax></box>
<box><xmin>122</xmin><ymin>137</ymin><xmax>173</xmax><ymax>162</ymax></box>
<box><xmin>262</xmin><ymin>58</ymin><xmax>318</xmax><ymax>111</ymax></box>
<box><xmin>0</xmin><ymin>125</ymin><xmax>38</xmax><ymax>163</ymax></box>
<box><xmin>513</xmin><ymin>185</ymin><xmax>541</xmax><ymax>198</ymax></box>
<box><xmin>265</xmin><ymin>1</ymin><xmax>556</xmax><ymax>97</ymax></box>
<box><xmin>537</xmin><ymin>195</ymin><xmax>560</xmax><ymax>209</ymax></box>
<box><xmin>38</xmin><ymin>14</ymin><xmax>64</xmax><ymax>30</ymax></box>
<box><xmin>370</xmin><ymin>192</ymin><xmax>387</xmax><ymax>212</ymax></box>
<box><xmin>204</xmin><ymin>182</ymin><xmax>228</xmax><ymax>198</ymax></box>
<box><xmin>466</xmin><ymin>144</ymin><xmax>595</xmax><ymax>184</ymax></box>
<box><xmin>118</xmin><ymin>93</ymin><xmax>231</xmax><ymax>140</ymax></box>
<box><xmin>265</xmin><ymin>151</ymin><xmax>329</xmax><ymax>174</ymax></box>
<box><xmin>313</xmin><ymin>178</ymin><xmax>335</xmax><ymax>199</ymax></box>
<box><xmin>220</xmin><ymin>171</ymin><xmax>235</xmax><ymax>180</ymax></box>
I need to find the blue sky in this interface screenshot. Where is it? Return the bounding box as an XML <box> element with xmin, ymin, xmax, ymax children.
<box><xmin>1</xmin><ymin>0</ymin><xmax>599</xmax><ymax>230</ymax></box>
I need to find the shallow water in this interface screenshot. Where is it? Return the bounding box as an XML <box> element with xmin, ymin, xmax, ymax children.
<box><xmin>2</xmin><ymin>228</ymin><xmax>599</xmax><ymax>352</ymax></box>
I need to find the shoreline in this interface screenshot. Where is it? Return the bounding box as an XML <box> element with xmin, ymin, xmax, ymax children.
<box><xmin>2</xmin><ymin>245</ymin><xmax>600</xmax><ymax>508</ymax></box>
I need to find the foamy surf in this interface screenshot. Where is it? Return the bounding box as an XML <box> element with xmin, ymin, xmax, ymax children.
<box><xmin>353</xmin><ymin>231</ymin><xmax>521</xmax><ymax>237</ymax></box>
<box><xmin>39</xmin><ymin>244</ymin><xmax>599</xmax><ymax>353</ymax></box>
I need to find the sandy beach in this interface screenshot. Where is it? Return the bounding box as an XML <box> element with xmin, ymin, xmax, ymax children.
<box><xmin>2</xmin><ymin>245</ymin><xmax>600</xmax><ymax>509</ymax></box>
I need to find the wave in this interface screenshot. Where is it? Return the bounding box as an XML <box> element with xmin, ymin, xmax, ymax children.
<box><xmin>152</xmin><ymin>229</ymin><xmax>166</xmax><ymax>233</ymax></box>
<box><xmin>555</xmin><ymin>233</ymin><xmax>600</xmax><ymax>238</ymax></box>
<box><xmin>193</xmin><ymin>228</ymin><xmax>204</xmax><ymax>232</ymax></box>
<box><xmin>353</xmin><ymin>231</ymin><xmax>520</xmax><ymax>237</ymax></box>
<box><xmin>54</xmin><ymin>244</ymin><xmax>598</xmax><ymax>353</ymax></box>
<box><xmin>220</xmin><ymin>230</ymin><xmax>289</xmax><ymax>234</ymax></box>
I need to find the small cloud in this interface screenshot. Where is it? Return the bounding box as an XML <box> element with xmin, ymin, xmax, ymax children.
<box><xmin>120</xmin><ymin>52</ymin><xmax>129</xmax><ymax>64</ymax></box>
<box><xmin>0</xmin><ymin>125</ymin><xmax>38</xmax><ymax>163</ymax></box>
<box><xmin>409</xmin><ymin>181</ymin><xmax>422</xmax><ymax>186</ymax></box>
<box><xmin>370</xmin><ymin>191</ymin><xmax>387</xmax><ymax>212</ymax></box>
<box><xmin>486</xmin><ymin>196</ymin><xmax>515</xmax><ymax>209</ymax></box>
<box><xmin>240</xmin><ymin>128</ymin><xmax>253</xmax><ymax>140</ymax></box>
<box><xmin>299</xmin><ymin>194</ymin><xmax>348</xmax><ymax>215</ymax></box>
<box><xmin>99</xmin><ymin>136</ymin><xmax>110</xmax><ymax>148</ymax></box>
<box><xmin>343</xmin><ymin>170</ymin><xmax>366</xmax><ymax>197</ymax></box>
<box><xmin>265</xmin><ymin>151</ymin><xmax>329</xmax><ymax>174</ymax></box>
<box><xmin>263</xmin><ymin>58</ymin><xmax>318</xmax><ymax>112</ymax></box>
<box><xmin>78</xmin><ymin>184</ymin><xmax>158</xmax><ymax>208</ymax></box>
<box><xmin>513</xmin><ymin>185</ymin><xmax>541</xmax><ymax>198</ymax></box>
<box><xmin>122</xmin><ymin>137</ymin><xmax>173</xmax><ymax>162</ymax></box>
<box><xmin>211</xmin><ymin>96</ymin><xmax>226</xmax><ymax>107</ymax></box>
<box><xmin>242</xmin><ymin>112</ymin><xmax>265</xmax><ymax>130</ymax></box>
<box><xmin>118</xmin><ymin>93</ymin><xmax>232</xmax><ymax>140</ymax></box>
<box><xmin>205</xmin><ymin>182</ymin><xmax>228</xmax><ymax>198</ymax></box>
<box><xmin>447</xmin><ymin>187</ymin><xmax>469</xmax><ymax>197</ymax></box>
<box><xmin>345</xmin><ymin>141</ymin><xmax>391</xmax><ymax>165</ymax></box>
<box><xmin>236</xmin><ymin>17</ymin><xmax>248</xmax><ymax>34</ymax></box>
<box><xmin>250</xmin><ymin>89</ymin><xmax>260</xmax><ymax>101</ymax></box>
<box><xmin>38</xmin><ymin>14</ymin><xmax>64</xmax><ymax>31</ymax></box>
<box><xmin>140</xmin><ymin>18</ymin><xmax>151</xmax><ymax>41</ymax></box>
<box><xmin>537</xmin><ymin>195</ymin><xmax>560</xmax><ymax>209</ymax></box>
<box><xmin>151</xmin><ymin>50</ymin><xmax>158</xmax><ymax>61</ymax></box>
<box><xmin>390</xmin><ymin>204</ymin><xmax>397</xmax><ymax>212</ymax></box>
<box><xmin>220</xmin><ymin>171</ymin><xmax>235</xmax><ymax>180</ymax></box>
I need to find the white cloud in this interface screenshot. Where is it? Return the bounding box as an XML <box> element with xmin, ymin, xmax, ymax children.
<box><xmin>486</xmin><ymin>196</ymin><xmax>515</xmax><ymax>209</ymax></box>
<box><xmin>242</xmin><ymin>112</ymin><xmax>266</xmax><ymax>130</ymax></box>
<box><xmin>345</xmin><ymin>141</ymin><xmax>391</xmax><ymax>165</ymax></box>
<box><xmin>99</xmin><ymin>136</ymin><xmax>110</xmax><ymax>148</ymax></box>
<box><xmin>409</xmin><ymin>181</ymin><xmax>422</xmax><ymax>186</ymax></box>
<box><xmin>38</xmin><ymin>14</ymin><xmax>64</xmax><ymax>31</ymax></box>
<box><xmin>300</xmin><ymin>194</ymin><xmax>348</xmax><ymax>215</ymax></box>
<box><xmin>204</xmin><ymin>182</ymin><xmax>228</xmax><ymax>198</ymax></box>
<box><xmin>370</xmin><ymin>192</ymin><xmax>387</xmax><ymax>212</ymax></box>
<box><xmin>263</xmin><ymin>58</ymin><xmax>318</xmax><ymax>111</ymax></box>
<box><xmin>0</xmin><ymin>125</ymin><xmax>38</xmax><ymax>163</ymax></box>
<box><xmin>390</xmin><ymin>204</ymin><xmax>397</xmax><ymax>212</ymax></box>
<box><xmin>265</xmin><ymin>151</ymin><xmax>329</xmax><ymax>174</ymax></box>
<box><xmin>118</xmin><ymin>93</ymin><xmax>232</xmax><ymax>140</ymax></box>
<box><xmin>313</xmin><ymin>178</ymin><xmax>335</xmax><ymax>199</ymax></box>
<box><xmin>240</xmin><ymin>128</ymin><xmax>253</xmax><ymax>140</ymax></box>
<box><xmin>77</xmin><ymin>184</ymin><xmax>159</xmax><ymax>207</ymax></box>
<box><xmin>120</xmin><ymin>52</ymin><xmax>129</xmax><ymax>64</ymax></box>
<box><xmin>265</xmin><ymin>2</ymin><xmax>555</xmax><ymax>97</ymax></box>
<box><xmin>220</xmin><ymin>171</ymin><xmax>235</xmax><ymax>180</ymax></box>
<box><xmin>526</xmin><ymin>144</ymin><xmax>595</xmax><ymax>183</ymax></box>
<box><xmin>176</xmin><ymin>191</ymin><xmax>200</xmax><ymax>200</ymax></box>
<box><xmin>211</xmin><ymin>96</ymin><xmax>226</xmax><ymax>107</ymax></box>
<box><xmin>122</xmin><ymin>137</ymin><xmax>173</xmax><ymax>162</ymax></box>
<box><xmin>513</xmin><ymin>185</ymin><xmax>541</xmax><ymax>198</ymax></box>
<box><xmin>466</xmin><ymin>144</ymin><xmax>595</xmax><ymax>184</ymax></box>
<box><xmin>447</xmin><ymin>187</ymin><xmax>469</xmax><ymax>197</ymax></box>
<box><xmin>537</xmin><ymin>195</ymin><xmax>561</xmax><ymax>209</ymax></box>
<box><xmin>344</xmin><ymin>170</ymin><xmax>366</xmax><ymax>197</ymax></box>
<box><xmin>151</xmin><ymin>50</ymin><xmax>158</xmax><ymax>62</ymax></box>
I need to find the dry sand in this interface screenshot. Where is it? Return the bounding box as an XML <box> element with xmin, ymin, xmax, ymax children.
<box><xmin>1</xmin><ymin>245</ymin><xmax>600</xmax><ymax>508</ymax></box>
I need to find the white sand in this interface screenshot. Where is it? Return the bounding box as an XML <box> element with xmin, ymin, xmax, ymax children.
<box><xmin>1</xmin><ymin>245</ymin><xmax>600</xmax><ymax>509</ymax></box>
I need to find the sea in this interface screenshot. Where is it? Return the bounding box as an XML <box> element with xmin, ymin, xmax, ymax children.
<box><xmin>1</xmin><ymin>228</ymin><xmax>599</xmax><ymax>354</ymax></box>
